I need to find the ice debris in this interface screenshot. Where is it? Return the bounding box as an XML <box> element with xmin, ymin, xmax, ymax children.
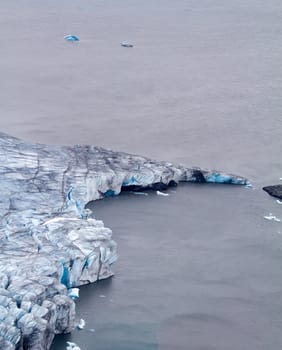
<box><xmin>120</xmin><ymin>41</ymin><xmax>134</xmax><ymax>48</ymax></box>
<box><xmin>66</xmin><ymin>341</ymin><xmax>81</xmax><ymax>350</ymax></box>
<box><xmin>156</xmin><ymin>190</ymin><xmax>170</xmax><ymax>197</ymax></box>
<box><xmin>64</xmin><ymin>35</ymin><xmax>80</xmax><ymax>42</ymax></box>
<box><xmin>0</xmin><ymin>132</ymin><xmax>249</xmax><ymax>349</ymax></box>
<box><xmin>277</xmin><ymin>200</ymin><xmax>282</xmax><ymax>205</ymax></box>
<box><xmin>263</xmin><ymin>213</ymin><xmax>281</xmax><ymax>222</ymax></box>
<box><xmin>77</xmin><ymin>318</ymin><xmax>85</xmax><ymax>330</ymax></box>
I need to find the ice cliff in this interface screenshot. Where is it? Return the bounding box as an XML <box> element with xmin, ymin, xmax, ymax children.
<box><xmin>0</xmin><ymin>132</ymin><xmax>249</xmax><ymax>349</ymax></box>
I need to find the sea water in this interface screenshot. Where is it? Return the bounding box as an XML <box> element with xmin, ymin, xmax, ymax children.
<box><xmin>1</xmin><ymin>0</ymin><xmax>282</xmax><ymax>349</ymax></box>
<box><xmin>51</xmin><ymin>185</ymin><xmax>282</xmax><ymax>350</ymax></box>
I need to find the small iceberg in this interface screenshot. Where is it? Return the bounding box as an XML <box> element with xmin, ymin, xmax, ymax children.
<box><xmin>120</xmin><ymin>41</ymin><xmax>134</xmax><ymax>48</ymax></box>
<box><xmin>156</xmin><ymin>190</ymin><xmax>170</xmax><ymax>197</ymax></box>
<box><xmin>66</xmin><ymin>341</ymin><xmax>81</xmax><ymax>350</ymax></box>
<box><xmin>77</xmin><ymin>318</ymin><xmax>86</xmax><ymax>330</ymax></box>
<box><xmin>64</xmin><ymin>35</ymin><xmax>80</xmax><ymax>42</ymax></box>
<box><xmin>263</xmin><ymin>213</ymin><xmax>281</xmax><ymax>222</ymax></box>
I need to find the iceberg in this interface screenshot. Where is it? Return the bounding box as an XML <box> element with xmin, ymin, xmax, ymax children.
<box><xmin>0</xmin><ymin>132</ymin><xmax>248</xmax><ymax>349</ymax></box>
<box><xmin>66</xmin><ymin>341</ymin><xmax>81</xmax><ymax>350</ymax></box>
<box><xmin>64</xmin><ymin>35</ymin><xmax>80</xmax><ymax>42</ymax></box>
<box><xmin>263</xmin><ymin>213</ymin><xmax>281</xmax><ymax>222</ymax></box>
<box><xmin>120</xmin><ymin>41</ymin><xmax>134</xmax><ymax>48</ymax></box>
<box><xmin>76</xmin><ymin>318</ymin><xmax>85</xmax><ymax>330</ymax></box>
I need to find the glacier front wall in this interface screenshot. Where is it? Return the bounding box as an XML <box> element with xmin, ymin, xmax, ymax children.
<box><xmin>0</xmin><ymin>133</ymin><xmax>249</xmax><ymax>349</ymax></box>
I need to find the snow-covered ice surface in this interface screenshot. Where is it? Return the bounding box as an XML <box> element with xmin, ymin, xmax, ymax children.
<box><xmin>0</xmin><ymin>132</ymin><xmax>248</xmax><ymax>349</ymax></box>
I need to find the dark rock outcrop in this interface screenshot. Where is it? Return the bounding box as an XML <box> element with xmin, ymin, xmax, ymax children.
<box><xmin>263</xmin><ymin>185</ymin><xmax>282</xmax><ymax>199</ymax></box>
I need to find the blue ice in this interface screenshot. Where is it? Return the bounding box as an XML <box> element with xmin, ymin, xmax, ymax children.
<box><xmin>64</xmin><ymin>35</ymin><xmax>80</xmax><ymax>42</ymax></box>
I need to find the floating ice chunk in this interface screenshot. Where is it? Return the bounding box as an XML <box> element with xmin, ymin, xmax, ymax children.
<box><xmin>66</xmin><ymin>341</ymin><xmax>81</xmax><ymax>350</ymax></box>
<box><xmin>120</xmin><ymin>41</ymin><xmax>134</xmax><ymax>48</ymax></box>
<box><xmin>280</xmin><ymin>178</ymin><xmax>282</xmax><ymax>181</ymax></box>
<box><xmin>264</xmin><ymin>213</ymin><xmax>281</xmax><ymax>222</ymax></box>
<box><xmin>99</xmin><ymin>294</ymin><xmax>106</xmax><ymax>298</ymax></box>
<box><xmin>245</xmin><ymin>182</ymin><xmax>254</xmax><ymax>189</ymax></box>
<box><xmin>156</xmin><ymin>190</ymin><xmax>170</xmax><ymax>197</ymax></box>
<box><xmin>77</xmin><ymin>318</ymin><xmax>85</xmax><ymax>330</ymax></box>
<box><xmin>64</xmin><ymin>35</ymin><xmax>80</xmax><ymax>42</ymax></box>
<box><xmin>68</xmin><ymin>288</ymin><xmax>80</xmax><ymax>299</ymax></box>
<box><xmin>276</xmin><ymin>200</ymin><xmax>282</xmax><ymax>205</ymax></box>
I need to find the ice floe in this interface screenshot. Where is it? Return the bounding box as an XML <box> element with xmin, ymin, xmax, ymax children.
<box><xmin>263</xmin><ymin>213</ymin><xmax>281</xmax><ymax>222</ymax></box>
<box><xmin>66</xmin><ymin>341</ymin><xmax>81</xmax><ymax>350</ymax></box>
<box><xmin>77</xmin><ymin>318</ymin><xmax>85</xmax><ymax>330</ymax></box>
<box><xmin>156</xmin><ymin>191</ymin><xmax>170</xmax><ymax>196</ymax></box>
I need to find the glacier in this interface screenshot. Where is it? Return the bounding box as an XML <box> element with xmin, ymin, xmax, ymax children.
<box><xmin>0</xmin><ymin>132</ymin><xmax>249</xmax><ymax>349</ymax></box>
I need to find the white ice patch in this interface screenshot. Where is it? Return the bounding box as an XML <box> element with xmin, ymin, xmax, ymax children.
<box><xmin>68</xmin><ymin>288</ymin><xmax>80</xmax><ymax>299</ymax></box>
<box><xmin>43</xmin><ymin>217</ymin><xmax>80</xmax><ymax>225</ymax></box>
<box><xmin>77</xmin><ymin>318</ymin><xmax>85</xmax><ymax>330</ymax></box>
<box><xmin>156</xmin><ymin>191</ymin><xmax>170</xmax><ymax>197</ymax></box>
<box><xmin>66</xmin><ymin>341</ymin><xmax>81</xmax><ymax>350</ymax></box>
<box><xmin>264</xmin><ymin>213</ymin><xmax>281</xmax><ymax>222</ymax></box>
<box><xmin>276</xmin><ymin>200</ymin><xmax>282</xmax><ymax>205</ymax></box>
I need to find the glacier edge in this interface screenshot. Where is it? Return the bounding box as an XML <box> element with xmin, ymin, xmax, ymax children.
<box><xmin>0</xmin><ymin>132</ymin><xmax>249</xmax><ymax>349</ymax></box>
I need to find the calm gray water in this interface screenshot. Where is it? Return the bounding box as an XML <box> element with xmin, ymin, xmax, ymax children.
<box><xmin>1</xmin><ymin>0</ymin><xmax>282</xmax><ymax>349</ymax></box>
<box><xmin>51</xmin><ymin>186</ymin><xmax>282</xmax><ymax>350</ymax></box>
